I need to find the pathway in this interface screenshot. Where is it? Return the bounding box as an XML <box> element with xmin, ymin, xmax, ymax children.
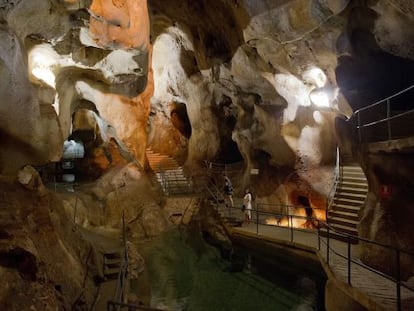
<box><xmin>226</xmin><ymin>217</ymin><xmax>414</xmax><ymax>311</ymax></box>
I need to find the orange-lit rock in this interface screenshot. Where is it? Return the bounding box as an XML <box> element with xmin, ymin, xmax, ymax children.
<box><xmin>89</xmin><ymin>0</ymin><xmax>150</xmax><ymax>49</ymax></box>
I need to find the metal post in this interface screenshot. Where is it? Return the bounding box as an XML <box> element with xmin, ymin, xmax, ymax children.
<box><xmin>256</xmin><ymin>204</ymin><xmax>259</xmax><ymax>234</ymax></box>
<box><xmin>387</xmin><ymin>99</ymin><xmax>392</xmax><ymax>140</ymax></box>
<box><xmin>348</xmin><ymin>235</ymin><xmax>351</xmax><ymax>285</ymax></box>
<box><xmin>396</xmin><ymin>249</ymin><xmax>401</xmax><ymax>311</ymax></box>
<box><xmin>290</xmin><ymin>215</ymin><xmax>293</xmax><ymax>243</ymax></box>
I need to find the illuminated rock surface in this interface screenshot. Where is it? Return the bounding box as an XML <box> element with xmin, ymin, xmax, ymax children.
<box><xmin>0</xmin><ymin>0</ymin><xmax>414</xmax><ymax>309</ymax></box>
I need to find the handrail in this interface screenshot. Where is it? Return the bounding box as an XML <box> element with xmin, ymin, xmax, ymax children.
<box><xmin>107</xmin><ymin>301</ymin><xmax>166</xmax><ymax>311</ymax></box>
<box><xmin>113</xmin><ymin>210</ymin><xmax>129</xmax><ymax>304</ymax></box>
<box><xmin>351</xmin><ymin>84</ymin><xmax>414</xmax><ymax>143</ymax></box>
<box><xmin>222</xmin><ymin>204</ymin><xmax>414</xmax><ymax>311</ymax></box>
<box><xmin>326</xmin><ymin>147</ymin><xmax>340</xmax><ymax>219</ymax></box>
<box><xmin>156</xmin><ymin>164</ymin><xmax>195</xmax><ymax>195</ymax></box>
<box><xmin>353</xmin><ymin>85</ymin><xmax>414</xmax><ymax>115</ymax></box>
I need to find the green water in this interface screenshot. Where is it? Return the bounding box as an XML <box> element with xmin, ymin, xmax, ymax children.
<box><xmin>138</xmin><ymin>228</ymin><xmax>322</xmax><ymax>311</ymax></box>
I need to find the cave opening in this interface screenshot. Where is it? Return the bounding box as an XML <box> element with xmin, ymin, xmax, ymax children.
<box><xmin>170</xmin><ymin>102</ymin><xmax>192</xmax><ymax>139</ymax></box>
<box><xmin>212</xmin><ymin>94</ymin><xmax>243</xmax><ymax>163</ymax></box>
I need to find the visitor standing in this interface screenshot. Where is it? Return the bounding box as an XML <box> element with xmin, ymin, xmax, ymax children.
<box><xmin>243</xmin><ymin>188</ymin><xmax>252</xmax><ymax>224</ymax></box>
<box><xmin>223</xmin><ymin>173</ymin><xmax>234</xmax><ymax>208</ymax></box>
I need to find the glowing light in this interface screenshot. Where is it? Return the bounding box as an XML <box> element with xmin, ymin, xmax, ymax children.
<box><xmin>309</xmin><ymin>86</ymin><xmax>339</xmax><ymax>109</ymax></box>
<box><xmin>313</xmin><ymin>111</ymin><xmax>323</xmax><ymax>124</ymax></box>
<box><xmin>303</xmin><ymin>67</ymin><xmax>327</xmax><ymax>88</ymax></box>
<box><xmin>265</xmin><ymin>207</ymin><xmax>326</xmax><ymax>229</ymax></box>
<box><xmin>53</xmin><ymin>94</ymin><xmax>60</xmax><ymax>116</ymax></box>
<box><xmin>309</xmin><ymin>89</ymin><xmax>330</xmax><ymax>108</ymax></box>
<box><xmin>29</xmin><ymin>44</ymin><xmax>59</xmax><ymax>88</ymax></box>
<box><xmin>32</xmin><ymin>68</ymin><xmax>56</xmax><ymax>87</ymax></box>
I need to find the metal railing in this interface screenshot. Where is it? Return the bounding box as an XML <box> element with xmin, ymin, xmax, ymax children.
<box><xmin>317</xmin><ymin>222</ymin><xmax>414</xmax><ymax>311</ymax></box>
<box><xmin>352</xmin><ymin>85</ymin><xmax>414</xmax><ymax>143</ymax></box>
<box><xmin>107</xmin><ymin>301</ymin><xmax>166</xmax><ymax>311</ymax></box>
<box><xmin>107</xmin><ymin>211</ymin><xmax>129</xmax><ymax>311</ymax></box>
<box><xmin>156</xmin><ymin>165</ymin><xmax>194</xmax><ymax>196</ymax></box>
<box><xmin>223</xmin><ymin>204</ymin><xmax>414</xmax><ymax>311</ymax></box>
<box><xmin>325</xmin><ymin>147</ymin><xmax>341</xmax><ymax>221</ymax></box>
<box><xmin>106</xmin><ymin>213</ymin><xmax>167</xmax><ymax>311</ymax></box>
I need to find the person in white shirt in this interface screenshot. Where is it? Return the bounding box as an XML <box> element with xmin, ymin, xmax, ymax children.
<box><xmin>243</xmin><ymin>188</ymin><xmax>252</xmax><ymax>224</ymax></box>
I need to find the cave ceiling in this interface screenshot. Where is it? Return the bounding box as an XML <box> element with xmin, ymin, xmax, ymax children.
<box><xmin>0</xmin><ymin>0</ymin><xmax>413</xmax><ymax>188</ymax></box>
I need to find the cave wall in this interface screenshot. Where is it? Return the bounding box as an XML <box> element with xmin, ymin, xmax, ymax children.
<box><xmin>148</xmin><ymin>0</ymin><xmax>347</xmax><ymax>203</ymax></box>
<box><xmin>334</xmin><ymin>1</ymin><xmax>414</xmax><ymax>278</ymax></box>
<box><xmin>147</xmin><ymin>0</ymin><xmax>414</xmax><ymax>277</ymax></box>
<box><xmin>1</xmin><ymin>0</ymin><xmax>414</xmax><ymax>288</ymax></box>
<box><xmin>0</xmin><ymin>0</ymin><xmax>152</xmax><ymax>175</ymax></box>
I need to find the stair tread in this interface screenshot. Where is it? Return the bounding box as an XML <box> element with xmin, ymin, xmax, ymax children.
<box><xmin>336</xmin><ymin>192</ymin><xmax>367</xmax><ymax>198</ymax></box>
<box><xmin>329</xmin><ymin>217</ymin><xmax>358</xmax><ymax>225</ymax></box>
<box><xmin>331</xmin><ymin>203</ymin><xmax>361</xmax><ymax>210</ymax></box>
<box><xmin>334</xmin><ymin>197</ymin><xmax>364</xmax><ymax>203</ymax></box>
<box><xmin>328</xmin><ymin>223</ymin><xmax>358</xmax><ymax>233</ymax></box>
<box><xmin>104</xmin><ymin>257</ymin><xmax>121</xmax><ymax>264</ymax></box>
<box><xmin>341</xmin><ymin>176</ymin><xmax>367</xmax><ymax>181</ymax></box>
<box><xmin>337</xmin><ymin>185</ymin><xmax>368</xmax><ymax>192</ymax></box>
<box><xmin>104</xmin><ymin>266</ymin><xmax>121</xmax><ymax>274</ymax></box>
<box><xmin>329</xmin><ymin>210</ymin><xmax>359</xmax><ymax>217</ymax></box>
<box><xmin>341</xmin><ymin>179</ymin><xmax>368</xmax><ymax>184</ymax></box>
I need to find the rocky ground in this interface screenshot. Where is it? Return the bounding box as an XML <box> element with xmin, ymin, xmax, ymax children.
<box><xmin>0</xmin><ymin>162</ymin><xmax>232</xmax><ymax>309</ymax></box>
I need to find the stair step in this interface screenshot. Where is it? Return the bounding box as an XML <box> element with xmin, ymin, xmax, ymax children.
<box><xmin>104</xmin><ymin>254</ymin><xmax>121</xmax><ymax>263</ymax></box>
<box><xmin>329</xmin><ymin>217</ymin><xmax>358</xmax><ymax>228</ymax></box>
<box><xmin>339</xmin><ymin>180</ymin><xmax>368</xmax><ymax>192</ymax></box>
<box><xmin>341</xmin><ymin>175</ymin><xmax>367</xmax><ymax>182</ymax></box>
<box><xmin>341</xmin><ymin>164</ymin><xmax>364</xmax><ymax>173</ymax></box>
<box><xmin>334</xmin><ymin>197</ymin><xmax>364</xmax><ymax>206</ymax></box>
<box><xmin>335</xmin><ymin>192</ymin><xmax>366</xmax><ymax>201</ymax></box>
<box><xmin>329</xmin><ymin>210</ymin><xmax>359</xmax><ymax>221</ymax></box>
<box><xmin>103</xmin><ymin>252</ymin><xmax>121</xmax><ymax>260</ymax></box>
<box><xmin>329</xmin><ymin>223</ymin><xmax>358</xmax><ymax>235</ymax></box>
<box><xmin>337</xmin><ymin>186</ymin><xmax>368</xmax><ymax>194</ymax></box>
<box><xmin>105</xmin><ymin>262</ymin><xmax>121</xmax><ymax>269</ymax></box>
<box><xmin>331</xmin><ymin>203</ymin><xmax>361</xmax><ymax>212</ymax></box>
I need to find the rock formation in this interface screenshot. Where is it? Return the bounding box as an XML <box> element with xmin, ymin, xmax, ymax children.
<box><xmin>1</xmin><ymin>0</ymin><xmax>414</xmax><ymax>307</ymax></box>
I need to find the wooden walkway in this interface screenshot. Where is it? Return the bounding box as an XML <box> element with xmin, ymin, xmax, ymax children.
<box><xmin>223</xmin><ymin>210</ymin><xmax>414</xmax><ymax>311</ymax></box>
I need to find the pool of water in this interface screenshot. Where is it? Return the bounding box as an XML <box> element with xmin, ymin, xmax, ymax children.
<box><xmin>137</xmin><ymin>228</ymin><xmax>325</xmax><ymax>311</ymax></box>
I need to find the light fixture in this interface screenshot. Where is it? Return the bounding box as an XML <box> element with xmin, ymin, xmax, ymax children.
<box><xmin>309</xmin><ymin>86</ymin><xmax>338</xmax><ymax>108</ymax></box>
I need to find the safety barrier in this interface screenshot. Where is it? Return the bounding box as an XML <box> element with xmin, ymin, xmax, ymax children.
<box><xmin>352</xmin><ymin>85</ymin><xmax>414</xmax><ymax>143</ymax></box>
<box><xmin>224</xmin><ymin>204</ymin><xmax>414</xmax><ymax>311</ymax></box>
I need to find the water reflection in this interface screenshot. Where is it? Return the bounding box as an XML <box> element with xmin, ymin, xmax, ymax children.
<box><xmin>137</xmin><ymin>228</ymin><xmax>324</xmax><ymax>311</ymax></box>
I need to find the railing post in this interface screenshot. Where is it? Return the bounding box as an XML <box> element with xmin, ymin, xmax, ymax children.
<box><xmin>396</xmin><ymin>249</ymin><xmax>401</xmax><ymax>311</ymax></box>
<box><xmin>348</xmin><ymin>235</ymin><xmax>351</xmax><ymax>285</ymax></box>
<box><xmin>387</xmin><ymin>99</ymin><xmax>392</xmax><ymax>141</ymax></box>
<box><xmin>256</xmin><ymin>204</ymin><xmax>259</xmax><ymax>234</ymax></box>
<box><xmin>290</xmin><ymin>215</ymin><xmax>293</xmax><ymax>243</ymax></box>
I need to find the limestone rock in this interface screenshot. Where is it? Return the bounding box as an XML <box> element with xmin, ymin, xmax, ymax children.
<box><xmin>17</xmin><ymin>165</ymin><xmax>48</xmax><ymax>196</ymax></box>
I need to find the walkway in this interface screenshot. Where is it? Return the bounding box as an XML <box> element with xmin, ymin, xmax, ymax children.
<box><xmin>221</xmin><ymin>207</ymin><xmax>413</xmax><ymax>311</ymax></box>
<box><xmin>77</xmin><ymin>226</ymin><xmax>123</xmax><ymax>311</ymax></box>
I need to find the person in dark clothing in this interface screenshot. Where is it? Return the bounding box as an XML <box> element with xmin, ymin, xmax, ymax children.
<box><xmin>223</xmin><ymin>173</ymin><xmax>234</xmax><ymax>208</ymax></box>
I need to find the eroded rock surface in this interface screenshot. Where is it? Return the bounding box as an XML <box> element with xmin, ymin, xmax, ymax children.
<box><xmin>1</xmin><ymin>0</ymin><xmax>414</xmax><ymax>299</ymax></box>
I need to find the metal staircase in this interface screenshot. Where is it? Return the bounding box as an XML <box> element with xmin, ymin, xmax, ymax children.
<box><xmin>326</xmin><ymin>163</ymin><xmax>368</xmax><ymax>240</ymax></box>
<box><xmin>146</xmin><ymin>148</ymin><xmax>193</xmax><ymax>195</ymax></box>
